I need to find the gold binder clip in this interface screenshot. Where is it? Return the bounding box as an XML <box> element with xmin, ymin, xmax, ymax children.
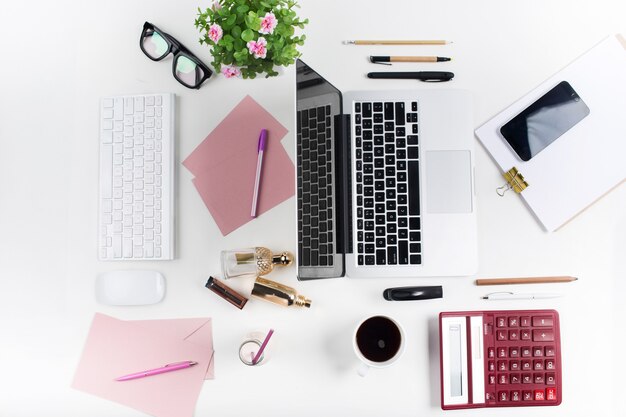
<box><xmin>496</xmin><ymin>167</ymin><xmax>528</xmax><ymax>197</ymax></box>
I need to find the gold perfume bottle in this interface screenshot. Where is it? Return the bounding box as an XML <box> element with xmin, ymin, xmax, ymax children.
<box><xmin>221</xmin><ymin>247</ymin><xmax>293</xmax><ymax>279</ymax></box>
<box><xmin>251</xmin><ymin>276</ymin><xmax>312</xmax><ymax>308</ymax></box>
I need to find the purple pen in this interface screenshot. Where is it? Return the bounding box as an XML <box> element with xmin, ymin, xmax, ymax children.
<box><xmin>251</xmin><ymin>129</ymin><xmax>267</xmax><ymax>217</ymax></box>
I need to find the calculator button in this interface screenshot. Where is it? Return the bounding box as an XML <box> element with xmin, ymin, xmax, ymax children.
<box><xmin>534</xmin><ymin>373</ymin><xmax>545</xmax><ymax>384</ymax></box>
<box><xmin>510</xmin><ymin>361</ymin><xmax>520</xmax><ymax>371</ymax></box>
<box><xmin>489</xmin><ymin>374</ymin><xmax>496</xmax><ymax>384</ymax></box>
<box><xmin>546</xmin><ymin>388</ymin><xmax>557</xmax><ymax>401</ymax></box>
<box><xmin>497</xmin><ymin>317</ymin><xmax>507</xmax><ymax>327</ymax></box>
<box><xmin>488</xmin><ymin>347</ymin><xmax>495</xmax><ymax>358</ymax></box>
<box><xmin>488</xmin><ymin>361</ymin><xmax>495</xmax><ymax>371</ymax></box>
<box><xmin>499</xmin><ymin>374</ymin><xmax>508</xmax><ymax>384</ymax></box>
<box><xmin>509</xmin><ymin>330</ymin><xmax>519</xmax><ymax>340</ymax></box>
<box><xmin>533</xmin><ymin>329</ymin><xmax>555</xmax><ymax>342</ymax></box>
<box><xmin>534</xmin><ymin>360</ymin><xmax>544</xmax><ymax>370</ymax></box>
<box><xmin>509</xmin><ymin>347</ymin><xmax>520</xmax><ymax>357</ymax></box>
<box><xmin>522</xmin><ymin>360</ymin><xmax>532</xmax><ymax>371</ymax></box>
<box><xmin>498</xmin><ymin>361</ymin><xmax>508</xmax><ymax>371</ymax></box>
<box><xmin>545</xmin><ymin>359</ymin><xmax>556</xmax><ymax>370</ymax></box>
<box><xmin>499</xmin><ymin>391</ymin><xmax>509</xmax><ymax>402</ymax></box>
<box><xmin>520</xmin><ymin>316</ymin><xmax>531</xmax><ymax>326</ymax></box>
<box><xmin>521</xmin><ymin>347</ymin><xmax>532</xmax><ymax>357</ymax></box>
<box><xmin>522</xmin><ymin>373</ymin><xmax>532</xmax><ymax>383</ymax></box>
<box><xmin>510</xmin><ymin>373</ymin><xmax>520</xmax><ymax>384</ymax></box>
<box><xmin>511</xmin><ymin>391</ymin><xmax>521</xmax><ymax>402</ymax></box>
<box><xmin>508</xmin><ymin>317</ymin><xmax>519</xmax><ymax>327</ymax></box>
<box><xmin>534</xmin><ymin>390</ymin><xmax>545</xmax><ymax>401</ymax></box>
<box><xmin>498</xmin><ymin>348</ymin><xmax>507</xmax><ymax>358</ymax></box>
<box><xmin>546</xmin><ymin>372</ymin><xmax>556</xmax><ymax>385</ymax></box>
<box><xmin>523</xmin><ymin>391</ymin><xmax>533</xmax><ymax>401</ymax></box>
<box><xmin>521</xmin><ymin>329</ymin><xmax>531</xmax><ymax>340</ymax></box>
<box><xmin>532</xmin><ymin>316</ymin><xmax>554</xmax><ymax>327</ymax></box>
<box><xmin>497</xmin><ymin>330</ymin><xmax>508</xmax><ymax>341</ymax></box>
<box><xmin>486</xmin><ymin>392</ymin><xmax>496</xmax><ymax>404</ymax></box>
<box><xmin>545</xmin><ymin>346</ymin><xmax>556</xmax><ymax>357</ymax></box>
<box><xmin>533</xmin><ymin>347</ymin><xmax>544</xmax><ymax>357</ymax></box>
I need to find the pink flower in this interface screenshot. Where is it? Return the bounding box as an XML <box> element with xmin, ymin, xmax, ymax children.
<box><xmin>259</xmin><ymin>12</ymin><xmax>278</xmax><ymax>34</ymax></box>
<box><xmin>208</xmin><ymin>23</ymin><xmax>223</xmax><ymax>43</ymax></box>
<box><xmin>211</xmin><ymin>0</ymin><xmax>222</xmax><ymax>11</ymax></box>
<box><xmin>247</xmin><ymin>37</ymin><xmax>268</xmax><ymax>59</ymax></box>
<box><xmin>221</xmin><ymin>65</ymin><xmax>241</xmax><ymax>78</ymax></box>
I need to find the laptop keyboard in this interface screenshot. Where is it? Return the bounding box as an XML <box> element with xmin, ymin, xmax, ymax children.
<box><xmin>296</xmin><ymin>105</ymin><xmax>335</xmax><ymax>267</ymax></box>
<box><xmin>353</xmin><ymin>101</ymin><xmax>422</xmax><ymax>266</ymax></box>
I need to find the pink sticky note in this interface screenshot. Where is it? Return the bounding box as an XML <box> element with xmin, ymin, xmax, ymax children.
<box><xmin>183</xmin><ymin>95</ymin><xmax>295</xmax><ymax>236</ymax></box>
<box><xmin>183</xmin><ymin>95</ymin><xmax>289</xmax><ymax>177</ymax></box>
<box><xmin>191</xmin><ymin>142</ymin><xmax>294</xmax><ymax>236</ymax></box>
<box><xmin>72</xmin><ymin>314</ymin><xmax>214</xmax><ymax>417</ymax></box>
<box><xmin>132</xmin><ymin>318</ymin><xmax>215</xmax><ymax>380</ymax></box>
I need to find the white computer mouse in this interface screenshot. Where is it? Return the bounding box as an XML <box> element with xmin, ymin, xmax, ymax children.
<box><xmin>96</xmin><ymin>270</ymin><xmax>166</xmax><ymax>306</ymax></box>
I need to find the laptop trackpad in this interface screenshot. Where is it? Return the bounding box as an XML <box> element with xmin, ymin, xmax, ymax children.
<box><xmin>425</xmin><ymin>151</ymin><xmax>472</xmax><ymax>214</ymax></box>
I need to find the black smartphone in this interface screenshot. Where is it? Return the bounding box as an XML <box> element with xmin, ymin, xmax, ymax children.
<box><xmin>499</xmin><ymin>81</ymin><xmax>590</xmax><ymax>161</ymax></box>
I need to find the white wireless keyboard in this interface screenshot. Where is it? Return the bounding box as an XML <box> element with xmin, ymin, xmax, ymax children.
<box><xmin>98</xmin><ymin>93</ymin><xmax>175</xmax><ymax>260</ymax></box>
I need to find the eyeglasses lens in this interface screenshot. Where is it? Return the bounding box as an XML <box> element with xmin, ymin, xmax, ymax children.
<box><xmin>142</xmin><ymin>30</ymin><xmax>169</xmax><ymax>60</ymax></box>
<box><xmin>175</xmin><ymin>56</ymin><xmax>206</xmax><ymax>88</ymax></box>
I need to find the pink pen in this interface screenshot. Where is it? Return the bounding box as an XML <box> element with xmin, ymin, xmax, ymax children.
<box><xmin>251</xmin><ymin>129</ymin><xmax>267</xmax><ymax>217</ymax></box>
<box><xmin>115</xmin><ymin>361</ymin><xmax>198</xmax><ymax>381</ymax></box>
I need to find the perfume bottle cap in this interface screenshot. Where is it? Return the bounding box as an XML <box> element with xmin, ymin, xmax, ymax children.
<box><xmin>272</xmin><ymin>251</ymin><xmax>293</xmax><ymax>266</ymax></box>
<box><xmin>295</xmin><ymin>295</ymin><xmax>312</xmax><ymax>308</ymax></box>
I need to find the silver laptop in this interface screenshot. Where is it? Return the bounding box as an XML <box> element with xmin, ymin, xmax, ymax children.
<box><xmin>295</xmin><ymin>59</ymin><xmax>477</xmax><ymax>279</ymax></box>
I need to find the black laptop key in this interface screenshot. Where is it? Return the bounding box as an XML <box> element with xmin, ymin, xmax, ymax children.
<box><xmin>374</xmin><ymin>113</ymin><xmax>383</xmax><ymax>123</ymax></box>
<box><xmin>384</xmin><ymin>121</ymin><xmax>394</xmax><ymax>131</ymax></box>
<box><xmin>363</xmin><ymin>119</ymin><xmax>372</xmax><ymax>129</ymax></box>
<box><xmin>387</xmin><ymin>235</ymin><xmax>397</xmax><ymax>245</ymax></box>
<box><xmin>363</xmin><ymin>102</ymin><xmax>372</xmax><ymax>117</ymax></box>
<box><xmin>395</xmin><ymin>102</ymin><xmax>405</xmax><ymax>125</ymax></box>
<box><xmin>408</xmin><ymin>135</ymin><xmax>418</xmax><ymax>145</ymax></box>
<box><xmin>399</xmin><ymin>240</ymin><xmax>409</xmax><ymax>264</ymax></box>
<box><xmin>374</xmin><ymin>157</ymin><xmax>384</xmax><ymax>168</ymax></box>
<box><xmin>365</xmin><ymin>255</ymin><xmax>376</xmax><ymax>265</ymax></box>
<box><xmin>384</xmin><ymin>102</ymin><xmax>394</xmax><ymax>120</ymax></box>
<box><xmin>399</xmin><ymin>228</ymin><xmax>408</xmax><ymax>239</ymax></box>
<box><xmin>376</xmin><ymin>226</ymin><xmax>386</xmax><ymax>236</ymax></box>
<box><xmin>374</xmin><ymin>102</ymin><xmax>383</xmax><ymax>112</ymax></box>
<box><xmin>365</xmin><ymin>232</ymin><xmax>375</xmax><ymax>242</ymax></box>
<box><xmin>410</xmin><ymin>242</ymin><xmax>421</xmax><ymax>253</ymax></box>
<box><xmin>355</xmin><ymin>103</ymin><xmax>361</xmax><ymax>112</ymax></box>
<box><xmin>374</xmin><ymin>136</ymin><xmax>384</xmax><ymax>146</ymax></box>
<box><xmin>376</xmin><ymin>238</ymin><xmax>385</xmax><ymax>248</ymax></box>
<box><xmin>412</xmin><ymin>124</ymin><xmax>418</xmax><ymax>134</ymax></box>
<box><xmin>376</xmin><ymin>249</ymin><xmax>386</xmax><ymax>264</ymax></box>
<box><xmin>374</xmin><ymin>124</ymin><xmax>384</xmax><ymax>134</ymax></box>
<box><xmin>410</xmin><ymin>254</ymin><xmax>422</xmax><ymax>265</ymax></box>
<box><xmin>411</xmin><ymin>101</ymin><xmax>417</xmax><ymax>111</ymax></box>
<box><xmin>408</xmin><ymin>161</ymin><xmax>420</xmax><ymax>215</ymax></box>
<box><xmin>365</xmin><ymin>244</ymin><xmax>375</xmax><ymax>253</ymax></box>
<box><xmin>409</xmin><ymin>217</ymin><xmax>420</xmax><ymax>230</ymax></box>
<box><xmin>387</xmin><ymin>247</ymin><xmax>398</xmax><ymax>264</ymax></box>
<box><xmin>396</xmin><ymin>127</ymin><xmax>405</xmax><ymax>137</ymax></box>
<box><xmin>408</xmin><ymin>146</ymin><xmax>419</xmax><ymax>160</ymax></box>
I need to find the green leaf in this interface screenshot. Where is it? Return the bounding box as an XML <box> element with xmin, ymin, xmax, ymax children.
<box><xmin>241</xmin><ymin>28</ymin><xmax>254</xmax><ymax>42</ymax></box>
<box><xmin>236</xmin><ymin>4</ymin><xmax>249</xmax><ymax>14</ymax></box>
<box><xmin>231</xmin><ymin>25</ymin><xmax>242</xmax><ymax>39</ymax></box>
<box><xmin>226</xmin><ymin>14</ymin><xmax>237</xmax><ymax>26</ymax></box>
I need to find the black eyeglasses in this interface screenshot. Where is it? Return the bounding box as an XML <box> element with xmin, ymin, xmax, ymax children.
<box><xmin>140</xmin><ymin>22</ymin><xmax>212</xmax><ymax>89</ymax></box>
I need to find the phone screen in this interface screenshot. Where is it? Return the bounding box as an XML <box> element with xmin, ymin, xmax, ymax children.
<box><xmin>499</xmin><ymin>81</ymin><xmax>590</xmax><ymax>161</ymax></box>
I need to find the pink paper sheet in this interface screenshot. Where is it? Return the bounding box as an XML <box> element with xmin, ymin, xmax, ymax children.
<box><xmin>72</xmin><ymin>314</ymin><xmax>214</xmax><ymax>417</ymax></box>
<box><xmin>183</xmin><ymin>95</ymin><xmax>295</xmax><ymax>236</ymax></box>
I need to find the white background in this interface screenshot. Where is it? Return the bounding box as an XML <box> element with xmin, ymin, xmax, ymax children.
<box><xmin>1</xmin><ymin>1</ymin><xmax>625</xmax><ymax>416</ymax></box>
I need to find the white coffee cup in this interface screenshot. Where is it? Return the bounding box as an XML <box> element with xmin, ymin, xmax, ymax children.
<box><xmin>353</xmin><ymin>315</ymin><xmax>405</xmax><ymax>376</ymax></box>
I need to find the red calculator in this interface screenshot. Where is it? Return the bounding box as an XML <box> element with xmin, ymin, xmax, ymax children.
<box><xmin>439</xmin><ymin>310</ymin><xmax>561</xmax><ymax>410</ymax></box>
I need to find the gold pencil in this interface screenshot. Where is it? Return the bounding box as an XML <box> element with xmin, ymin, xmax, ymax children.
<box><xmin>475</xmin><ymin>276</ymin><xmax>578</xmax><ymax>286</ymax></box>
<box><xmin>344</xmin><ymin>40</ymin><xmax>451</xmax><ymax>46</ymax></box>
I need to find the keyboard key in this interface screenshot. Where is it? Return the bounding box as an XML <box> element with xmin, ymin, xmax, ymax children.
<box><xmin>408</xmin><ymin>161</ymin><xmax>420</xmax><ymax>215</ymax></box>
<box><xmin>533</xmin><ymin>329</ymin><xmax>555</xmax><ymax>342</ymax></box>
<box><xmin>532</xmin><ymin>316</ymin><xmax>554</xmax><ymax>327</ymax></box>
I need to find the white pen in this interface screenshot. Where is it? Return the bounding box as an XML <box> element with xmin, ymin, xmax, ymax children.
<box><xmin>482</xmin><ymin>292</ymin><xmax>563</xmax><ymax>300</ymax></box>
<box><xmin>251</xmin><ymin>129</ymin><xmax>267</xmax><ymax>217</ymax></box>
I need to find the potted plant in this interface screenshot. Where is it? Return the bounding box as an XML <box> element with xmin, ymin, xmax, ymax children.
<box><xmin>195</xmin><ymin>0</ymin><xmax>308</xmax><ymax>79</ymax></box>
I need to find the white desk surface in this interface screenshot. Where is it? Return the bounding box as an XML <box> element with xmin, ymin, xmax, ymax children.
<box><xmin>1</xmin><ymin>1</ymin><xmax>625</xmax><ymax>416</ymax></box>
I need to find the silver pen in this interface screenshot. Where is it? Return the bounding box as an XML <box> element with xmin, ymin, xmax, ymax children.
<box><xmin>482</xmin><ymin>292</ymin><xmax>563</xmax><ymax>300</ymax></box>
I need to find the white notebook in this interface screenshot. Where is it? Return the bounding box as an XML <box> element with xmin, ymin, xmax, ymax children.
<box><xmin>475</xmin><ymin>34</ymin><xmax>626</xmax><ymax>232</ymax></box>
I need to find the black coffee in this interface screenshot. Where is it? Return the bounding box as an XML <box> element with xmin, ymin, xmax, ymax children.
<box><xmin>356</xmin><ymin>316</ymin><xmax>402</xmax><ymax>363</ymax></box>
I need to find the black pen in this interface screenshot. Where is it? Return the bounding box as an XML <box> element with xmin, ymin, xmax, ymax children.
<box><xmin>370</xmin><ymin>56</ymin><xmax>451</xmax><ymax>63</ymax></box>
<box><xmin>367</xmin><ymin>71</ymin><xmax>454</xmax><ymax>82</ymax></box>
<box><xmin>383</xmin><ymin>286</ymin><xmax>443</xmax><ymax>301</ymax></box>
